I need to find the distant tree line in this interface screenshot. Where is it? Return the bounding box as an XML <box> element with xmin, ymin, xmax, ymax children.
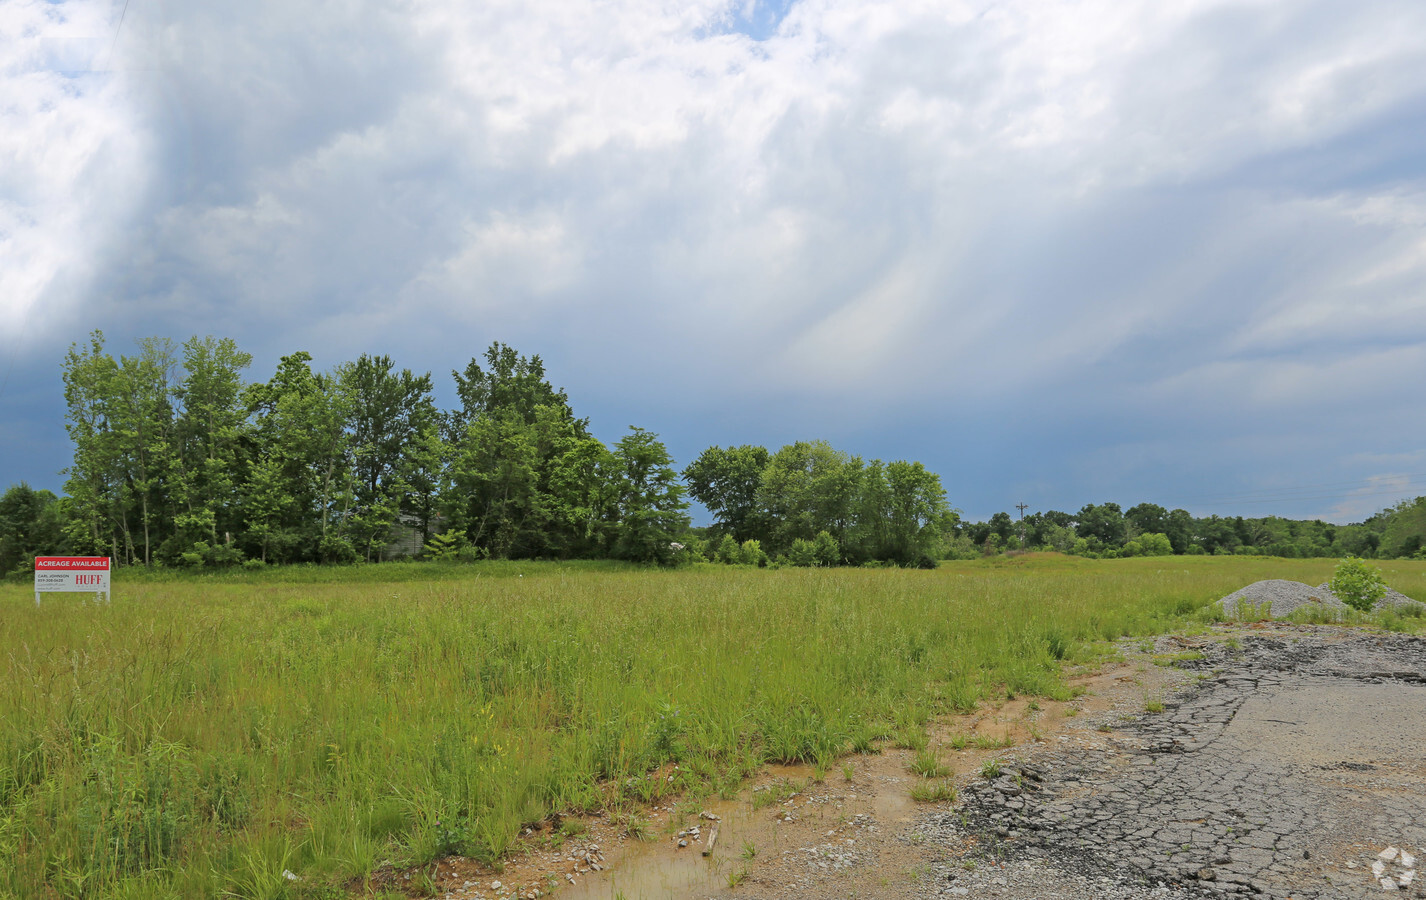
<box><xmin>6</xmin><ymin>332</ymin><xmax>1423</xmax><ymax>577</ymax></box>
<box><xmin>956</xmin><ymin>499</ymin><xmax>1426</xmax><ymax>560</ymax></box>
<box><xmin>0</xmin><ymin>332</ymin><xmax>953</xmax><ymax>577</ymax></box>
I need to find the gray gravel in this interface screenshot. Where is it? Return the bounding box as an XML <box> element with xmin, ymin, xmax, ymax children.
<box><xmin>1218</xmin><ymin>581</ymin><xmax>1425</xmax><ymax>619</ymax></box>
<box><xmin>921</xmin><ymin>630</ymin><xmax>1426</xmax><ymax>900</ymax></box>
<box><xmin>1219</xmin><ymin>580</ymin><xmax>1349</xmax><ymax>618</ymax></box>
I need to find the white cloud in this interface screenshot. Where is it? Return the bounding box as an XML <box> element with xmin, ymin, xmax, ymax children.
<box><xmin>6</xmin><ymin>0</ymin><xmax>1426</xmax><ymax>518</ymax></box>
<box><xmin>0</xmin><ymin>0</ymin><xmax>144</xmax><ymax>343</ymax></box>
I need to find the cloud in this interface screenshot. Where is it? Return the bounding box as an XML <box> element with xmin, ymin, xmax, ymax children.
<box><xmin>5</xmin><ymin>0</ymin><xmax>1426</xmax><ymax>521</ymax></box>
<box><xmin>0</xmin><ymin>0</ymin><xmax>145</xmax><ymax>344</ymax></box>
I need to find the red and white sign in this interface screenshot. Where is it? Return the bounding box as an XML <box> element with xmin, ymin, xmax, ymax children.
<box><xmin>35</xmin><ymin>557</ymin><xmax>111</xmax><ymax>603</ymax></box>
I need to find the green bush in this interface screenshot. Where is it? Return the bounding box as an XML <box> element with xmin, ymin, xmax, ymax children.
<box><xmin>737</xmin><ymin>539</ymin><xmax>768</xmax><ymax>567</ymax></box>
<box><xmin>1329</xmin><ymin>556</ymin><xmax>1387</xmax><ymax>612</ymax></box>
<box><xmin>786</xmin><ymin>539</ymin><xmax>818</xmax><ymax>567</ymax></box>
<box><xmin>812</xmin><ymin>531</ymin><xmax>840</xmax><ymax>567</ymax></box>
<box><xmin>714</xmin><ymin>534</ymin><xmax>740</xmax><ymax>564</ymax></box>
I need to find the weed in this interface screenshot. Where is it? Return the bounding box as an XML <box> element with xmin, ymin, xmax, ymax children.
<box><xmin>559</xmin><ymin>819</ymin><xmax>586</xmax><ymax>837</ymax></box>
<box><xmin>1144</xmin><ymin>696</ymin><xmax>1165</xmax><ymax>714</ymax></box>
<box><xmin>980</xmin><ymin>759</ymin><xmax>1001</xmax><ymax>779</ymax></box>
<box><xmin>909</xmin><ymin>781</ymin><xmax>957</xmax><ymax>803</ymax></box>
<box><xmin>741</xmin><ymin>840</ymin><xmax>757</xmax><ymax>861</ymax></box>
<box><xmin>727</xmin><ymin>867</ymin><xmax>749</xmax><ymax>888</ymax></box>
<box><xmin>948</xmin><ymin>732</ymin><xmax>969</xmax><ymax>750</ymax></box>
<box><xmin>1151</xmin><ymin>651</ymin><xmax>1205</xmax><ymax>667</ymax></box>
<box><xmin>910</xmin><ymin>749</ymin><xmax>949</xmax><ymax>779</ymax></box>
<box><xmin>618</xmin><ymin>813</ymin><xmax>652</xmax><ymax>841</ymax></box>
<box><xmin>1064</xmin><ymin>707</ymin><xmax>1079</xmax><ymax>718</ymax></box>
<box><xmin>841</xmin><ymin>762</ymin><xmax>855</xmax><ymax>781</ymax></box>
<box><xmin>1096</xmin><ymin>722</ymin><xmax>1113</xmax><ymax>732</ymax></box>
<box><xmin>1026</xmin><ymin>700</ymin><xmax>1040</xmax><ymax>711</ymax></box>
<box><xmin>892</xmin><ymin>727</ymin><xmax>929</xmax><ymax>752</ymax></box>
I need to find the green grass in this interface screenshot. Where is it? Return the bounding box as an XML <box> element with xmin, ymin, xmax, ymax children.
<box><xmin>2</xmin><ymin>554</ymin><xmax>1423</xmax><ymax>898</ymax></box>
<box><xmin>909</xmin><ymin>749</ymin><xmax>949</xmax><ymax>779</ymax></box>
<box><xmin>909</xmin><ymin>781</ymin><xmax>957</xmax><ymax>803</ymax></box>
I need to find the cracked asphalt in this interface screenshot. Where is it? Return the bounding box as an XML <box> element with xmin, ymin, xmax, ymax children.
<box><xmin>921</xmin><ymin>630</ymin><xmax>1426</xmax><ymax>900</ymax></box>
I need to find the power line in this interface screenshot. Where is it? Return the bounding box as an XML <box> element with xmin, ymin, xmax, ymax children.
<box><xmin>101</xmin><ymin>0</ymin><xmax>131</xmax><ymax>71</ymax></box>
<box><xmin>1180</xmin><ymin>474</ymin><xmax>1426</xmax><ymax>505</ymax></box>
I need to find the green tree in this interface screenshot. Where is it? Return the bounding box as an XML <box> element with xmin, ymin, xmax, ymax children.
<box><xmin>1164</xmin><ymin>508</ymin><xmax>1193</xmax><ymax>554</ymax></box>
<box><xmin>756</xmin><ymin>441</ymin><xmax>863</xmax><ymax>557</ymax></box>
<box><xmin>244</xmin><ymin>352</ymin><xmax>356</xmax><ymax>563</ymax></box>
<box><xmin>605</xmin><ymin>428</ymin><xmax>689</xmax><ymax>564</ymax></box>
<box><xmin>61</xmin><ymin>331</ymin><xmax>124</xmax><ymax>557</ymax></box>
<box><xmin>848</xmin><ymin>460</ymin><xmax>953</xmax><ymax>565</ymax></box>
<box><xmin>60</xmin><ymin>332</ymin><xmax>184</xmax><ymax>566</ymax></box>
<box><xmin>1075</xmin><ymin>503</ymin><xmax>1126</xmax><ymax>548</ymax></box>
<box><xmin>1121</xmin><ymin>532</ymin><xmax>1173</xmax><ymax>557</ymax></box>
<box><xmin>336</xmin><ymin>354</ymin><xmax>437</xmax><ymax>561</ymax></box>
<box><xmin>169</xmin><ymin>336</ymin><xmax>252</xmax><ymax>565</ymax></box>
<box><xmin>446</xmin><ymin>343</ymin><xmax>602</xmax><ymax>559</ymax></box>
<box><xmin>1380</xmin><ymin>497</ymin><xmax>1426</xmax><ymax>558</ymax></box>
<box><xmin>682</xmin><ymin>445</ymin><xmax>770</xmax><ymax>543</ymax></box>
<box><xmin>714</xmin><ymin>533</ymin><xmax>740</xmax><ymax>564</ymax></box>
<box><xmin>812</xmin><ymin>530</ymin><xmax>840</xmax><ymax>566</ymax></box>
<box><xmin>0</xmin><ymin>484</ymin><xmax>65</xmax><ymax>577</ymax></box>
<box><xmin>1125</xmin><ymin>503</ymin><xmax>1168</xmax><ymax>538</ymax></box>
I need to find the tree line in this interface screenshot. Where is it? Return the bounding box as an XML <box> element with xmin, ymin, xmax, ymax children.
<box><xmin>0</xmin><ymin>333</ymin><xmax>953</xmax><ymax>576</ymax></box>
<box><xmin>5</xmin><ymin>331</ymin><xmax>1422</xmax><ymax>576</ymax></box>
<box><xmin>957</xmin><ymin>499</ymin><xmax>1426</xmax><ymax>560</ymax></box>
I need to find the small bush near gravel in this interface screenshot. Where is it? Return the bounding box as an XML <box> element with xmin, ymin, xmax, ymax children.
<box><xmin>1330</xmin><ymin>557</ymin><xmax>1387</xmax><ymax>612</ymax></box>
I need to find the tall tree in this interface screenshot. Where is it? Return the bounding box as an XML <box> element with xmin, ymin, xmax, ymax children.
<box><xmin>170</xmin><ymin>336</ymin><xmax>252</xmax><ymax>563</ymax></box>
<box><xmin>756</xmin><ymin>441</ymin><xmax>864</xmax><ymax>557</ymax></box>
<box><xmin>1075</xmin><ymin>502</ymin><xmax>1126</xmax><ymax>548</ymax></box>
<box><xmin>446</xmin><ymin>343</ymin><xmax>600</xmax><ymax>558</ymax></box>
<box><xmin>682</xmin><ymin>445</ymin><xmax>770</xmax><ymax>543</ymax></box>
<box><xmin>244</xmin><ymin>352</ymin><xmax>355</xmax><ymax>563</ymax></box>
<box><xmin>606</xmin><ymin>427</ymin><xmax>689</xmax><ymax>564</ymax></box>
<box><xmin>61</xmin><ymin>331</ymin><xmax>123</xmax><ymax>557</ymax></box>
<box><xmin>336</xmin><ymin>354</ymin><xmax>437</xmax><ymax>560</ymax></box>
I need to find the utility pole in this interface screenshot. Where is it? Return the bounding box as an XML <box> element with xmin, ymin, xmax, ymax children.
<box><xmin>1016</xmin><ymin>502</ymin><xmax>1028</xmax><ymax>545</ymax></box>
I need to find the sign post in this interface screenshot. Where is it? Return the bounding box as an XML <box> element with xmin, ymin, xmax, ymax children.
<box><xmin>34</xmin><ymin>557</ymin><xmax>111</xmax><ymax>605</ymax></box>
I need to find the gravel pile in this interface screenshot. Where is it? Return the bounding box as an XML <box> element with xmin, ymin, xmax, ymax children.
<box><xmin>1219</xmin><ymin>580</ymin><xmax>1348</xmax><ymax>618</ymax></box>
<box><xmin>1349</xmin><ymin>584</ymin><xmax>1426</xmax><ymax>614</ymax></box>
<box><xmin>1219</xmin><ymin>580</ymin><xmax>1426</xmax><ymax>618</ymax></box>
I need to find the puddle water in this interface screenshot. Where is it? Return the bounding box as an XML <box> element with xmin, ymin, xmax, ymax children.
<box><xmin>560</xmin><ymin>761</ymin><xmax>925</xmax><ymax>900</ymax></box>
<box><xmin>560</xmin><ymin>796</ymin><xmax>750</xmax><ymax>900</ymax></box>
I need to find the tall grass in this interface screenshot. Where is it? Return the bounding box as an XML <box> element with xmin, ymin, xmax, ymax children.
<box><xmin>2</xmin><ymin>554</ymin><xmax>1422</xmax><ymax>898</ymax></box>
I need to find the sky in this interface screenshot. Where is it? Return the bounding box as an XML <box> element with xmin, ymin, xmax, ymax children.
<box><xmin>3</xmin><ymin>0</ymin><xmax>1426</xmax><ymax>524</ymax></box>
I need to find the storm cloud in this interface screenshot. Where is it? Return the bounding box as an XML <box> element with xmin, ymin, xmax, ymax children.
<box><xmin>4</xmin><ymin>0</ymin><xmax>1426</xmax><ymax>521</ymax></box>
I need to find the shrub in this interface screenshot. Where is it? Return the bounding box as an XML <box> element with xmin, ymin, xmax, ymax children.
<box><xmin>1329</xmin><ymin>556</ymin><xmax>1387</xmax><ymax>612</ymax></box>
<box><xmin>714</xmin><ymin>534</ymin><xmax>740</xmax><ymax>564</ymax></box>
<box><xmin>812</xmin><ymin>531</ymin><xmax>840</xmax><ymax>567</ymax></box>
<box><xmin>737</xmin><ymin>539</ymin><xmax>768</xmax><ymax>567</ymax></box>
<box><xmin>786</xmin><ymin>539</ymin><xmax>818</xmax><ymax>567</ymax></box>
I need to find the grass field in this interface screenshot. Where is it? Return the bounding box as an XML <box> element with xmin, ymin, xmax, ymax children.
<box><xmin>2</xmin><ymin>554</ymin><xmax>1423</xmax><ymax>899</ymax></box>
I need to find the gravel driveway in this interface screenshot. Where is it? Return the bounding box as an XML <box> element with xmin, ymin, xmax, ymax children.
<box><xmin>922</xmin><ymin>630</ymin><xmax>1426</xmax><ymax>900</ymax></box>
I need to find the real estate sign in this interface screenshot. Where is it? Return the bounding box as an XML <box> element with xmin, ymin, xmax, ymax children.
<box><xmin>34</xmin><ymin>556</ymin><xmax>111</xmax><ymax>605</ymax></box>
